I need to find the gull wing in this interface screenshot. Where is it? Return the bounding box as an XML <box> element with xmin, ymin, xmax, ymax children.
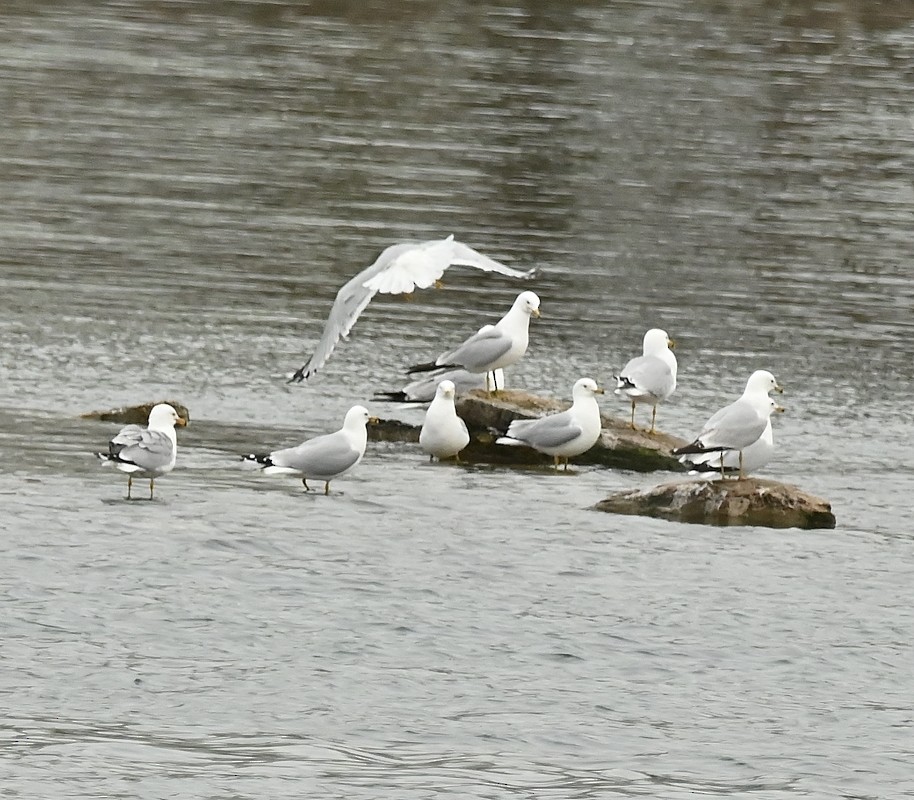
<box><xmin>438</xmin><ymin>325</ymin><xmax>512</xmax><ymax>371</ymax></box>
<box><xmin>270</xmin><ymin>430</ymin><xmax>360</xmax><ymax>477</ymax></box>
<box><xmin>616</xmin><ymin>355</ymin><xmax>674</xmax><ymax>400</ymax></box>
<box><xmin>697</xmin><ymin>400</ymin><xmax>767</xmax><ymax>450</ymax></box>
<box><xmin>109</xmin><ymin>427</ymin><xmax>174</xmax><ymax>471</ymax></box>
<box><xmin>507</xmin><ymin>411</ymin><xmax>583</xmax><ymax>449</ymax></box>
<box><xmin>449</xmin><ymin>239</ymin><xmax>536</xmax><ymax>279</ymax></box>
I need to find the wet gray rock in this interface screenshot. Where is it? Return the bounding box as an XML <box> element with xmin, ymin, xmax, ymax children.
<box><xmin>593</xmin><ymin>477</ymin><xmax>836</xmax><ymax>529</ymax></box>
<box><xmin>373</xmin><ymin>389</ymin><xmax>687</xmax><ymax>472</ymax></box>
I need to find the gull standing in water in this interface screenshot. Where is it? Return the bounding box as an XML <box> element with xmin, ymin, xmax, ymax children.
<box><xmin>95</xmin><ymin>403</ymin><xmax>186</xmax><ymax>500</ymax></box>
<box><xmin>288</xmin><ymin>236</ymin><xmax>535</xmax><ymax>383</ymax></box>
<box><xmin>496</xmin><ymin>378</ymin><xmax>604</xmax><ymax>469</ymax></box>
<box><xmin>673</xmin><ymin>370</ymin><xmax>784</xmax><ymax>479</ymax></box>
<box><xmin>614</xmin><ymin>328</ymin><xmax>677</xmax><ymax>434</ymax></box>
<box><xmin>242</xmin><ymin>405</ymin><xmax>378</xmax><ymax>495</ymax></box>
<box><xmin>406</xmin><ymin>291</ymin><xmax>541</xmax><ymax>390</ymax></box>
<box><xmin>419</xmin><ymin>380</ymin><xmax>471</xmax><ymax>461</ymax></box>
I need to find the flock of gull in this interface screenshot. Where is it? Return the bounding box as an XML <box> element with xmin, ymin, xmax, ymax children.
<box><xmin>95</xmin><ymin>236</ymin><xmax>784</xmax><ymax>499</ymax></box>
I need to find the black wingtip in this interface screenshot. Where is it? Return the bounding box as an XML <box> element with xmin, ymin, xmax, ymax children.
<box><xmin>406</xmin><ymin>361</ymin><xmax>457</xmax><ymax>376</ymax></box>
<box><xmin>373</xmin><ymin>391</ymin><xmax>409</xmax><ymax>402</ymax></box>
<box><xmin>241</xmin><ymin>453</ymin><xmax>274</xmax><ymax>466</ymax></box>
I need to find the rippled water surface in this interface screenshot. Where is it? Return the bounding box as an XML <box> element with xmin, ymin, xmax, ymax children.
<box><xmin>2</xmin><ymin>1</ymin><xmax>913</xmax><ymax>797</ymax></box>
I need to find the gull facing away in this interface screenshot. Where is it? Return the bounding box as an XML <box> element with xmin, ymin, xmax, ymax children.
<box><xmin>672</xmin><ymin>370</ymin><xmax>784</xmax><ymax>479</ymax></box>
<box><xmin>374</xmin><ymin>368</ymin><xmax>505</xmax><ymax>404</ymax></box>
<box><xmin>95</xmin><ymin>403</ymin><xmax>186</xmax><ymax>500</ymax></box>
<box><xmin>496</xmin><ymin>378</ymin><xmax>604</xmax><ymax>470</ymax></box>
<box><xmin>419</xmin><ymin>379</ymin><xmax>471</xmax><ymax>461</ymax></box>
<box><xmin>406</xmin><ymin>291</ymin><xmax>541</xmax><ymax>389</ymax></box>
<box><xmin>241</xmin><ymin>405</ymin><xmax>378</xmax><ymax>495</ymax></box>
<box><xmin>614</xmin><ymin>328</ymin><xmax>677</xmax><ymax>434</ymax></box>
<box><xmin>681</xmin><ymin>399</ymin><xmax>785</xmax><ymax>479</ymax></box>
<box><xmin>288</xmin><ymin>236</ymin><xmax>535</xmax><ymax>383</ymax></box>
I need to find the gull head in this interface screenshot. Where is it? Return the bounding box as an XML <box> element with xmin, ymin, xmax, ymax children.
<box><xmin>746</xmin><ymin>369</ymin><xmax>783</xmax><ymax>395</ymax></box>
<box><xmin>515</xmin><ymin>290</ymin><xmax>541</xmax><ymax>318</ymax></box>
<box><xmin>767</xmin><ymin>398</ymin><xmax>787</xmax><ymax>417</ymax></box>
<box><xmin>573</xmin><ymin>377</ymin><xmax>604</xmax><ymax>398</ymax></box>
<box><xmin>345</xmin><ymin>405</ymin><xmax>379</xmax><ymax>428</ymax></box>
<box><xmin>436</xmin><ymin>379</ymin><xmax>457</xmax><ymax>399</ymax></box>
<box><xmin>643</xmin><ymin>328</ymin><xmax>674</xmax><ymax>353</ymax></box>
<box><xmin>148</xmin><ymin>403</ymin><xmax>186</xmax><ymax>430</ymax></box>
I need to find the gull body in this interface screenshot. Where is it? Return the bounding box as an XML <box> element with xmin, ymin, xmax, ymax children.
<box><xmin>419</xmin><ymin>380</ymin><xmax>471</xmax><ymax>461</ymax></box>
<box><xmin>407</xmin><ymin>291</ymin><xmax>541</xmax><ymax>383</ymax></box>
<box><xmin>496</xmin><ymin>378</ymin><xmax>604</xmax><ymax>469</ymax></box>
<box><xmin>242</xmin><ymin>405</ymin><xmax>377</xmax><ymax>494</ymax></box>
<box><xmin>289</xmin><ymin>236</ymin><xmax>535</xmax><ymax>382</ymax></box>
<box><xmin>681</xmin><ymin>412</ymin><xmax>779</xmax><ymax>478</ymax></box>
<box><xmin>614</xmin><ymin>328</ymin><xmax>677</xmax><ymax>433</ymax></box>
<box><xmin>95</xmin><ymin>403</ymin><xmax>186</xmax><ymax>500</ymax></box>
<box><xmin>672</xmin><ymin>370</ymin><xmax>784</xmax><ymax>478</ymax></box>
<box><xmin>374</xmin><ymin>368</ymin><xmax>505</xmax><ymax>405</ymax></box>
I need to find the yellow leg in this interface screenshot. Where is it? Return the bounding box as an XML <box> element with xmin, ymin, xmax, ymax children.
<box><xmin>149</xmin><ymin>478</ymin><xmax>155</xmax><ymax>500</ymax></box>
<box><xmin>302</xmin><ymin>478</ymin><xmax>310</xmax><ymax>491</ymax></box>
<box><xmin>649</xmin><ymin>405</ymin><xmax>657</xmax><ymax>435</ymax></box>
<box><xmin>629</xmin><ymin>401</ymin><xmax>638</xmax><ymax>431</ymax></box>
<box><xmin>738</xmin><ymin>450</ymin><xmax>745</xmax><ymax>479</ymax></box>
<box><xmin>127</xmin><ymin>475</ymin><xmax>133</xmax><ymax>500</ymax></box>
<box><xmin>324</xmin><ymin>481</ymin><xmax>331</xmax><ymax>495</ymax></box>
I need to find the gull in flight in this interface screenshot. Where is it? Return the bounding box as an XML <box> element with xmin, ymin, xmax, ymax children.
<box><xmin>672</xmin><ymin>370</ymin><xmax>784</xmax><ymax>479</ymax></box>
<box><xmin>288</xmin><ymin>236</ymin><xmax>535</xmax><ymax>383</ymax></box>
<box><xmin>242</xmin><ymin>405</ymin><xmax>378</xmax><ymax>495</ymax></box>
<box><xmin>496</xmin><ymin>378</ymin><xmax>604</xmax><ymax>469</ymax></box>
<box><xmin>614</xmin><ymin>328</ymin><xmax>677</xmax><ymax>434</ymax></box>
<box><xmin>95</xmin><ymin>403</ymin><xmax>186</xmax><ymax>500</ymax></box>
<box><xmin>406</xmin><ymin>291</ymin><xmax>541</xmax><ymax>390</ymax></box>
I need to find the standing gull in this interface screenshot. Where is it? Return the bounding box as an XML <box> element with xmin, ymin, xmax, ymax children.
<box><xmin>242</xmin><ymin>405</ymin><xmax>378</xmax><ymax>495</ymax></box>
<box><xmin>680</xmin><ymin>398</ymin><xmax>785</xmax><ymax>478</ymax></box>
<box><xmin>95</xmin><ymin>403</ymin><xmax>186</xmax><ymax>500</ymax></box>
<box><xmin>288</xmin><ymin>236</ymin><xmax>535</xmax><ymax>383</ymax></box>
<box><xmin>496</xmin><ymin>378</ymin><xmax>604</xmax><ymax>469</ymax></box>
<box><xmin>672</xmin><ymin>370</ymin><xmax>784</xmax><ymax>478</ymax></box>
<box><xmin>614</xmin><ymin>328</ymin><xmax>677</xmax><ymax>434</ymax></box>
<box><xmin>419</xmin><ymin>380</ymin><xmax>471</xmax><ymax>461</ymax></box>
<box><xmin>407</xmin><ymin>291</ymin><xmax>541</xmax><ymax>389</ymax></box>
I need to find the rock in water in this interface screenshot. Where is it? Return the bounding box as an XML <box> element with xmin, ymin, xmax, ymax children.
<box><xmin>82</xmin><ymin>401</ymin><xmax>191</xmax><ymax>425</ymax></box>
<box><xmin>593</xmin><ymin>477</ymin><xmax>836</xmax><ymax>529</ymax></box>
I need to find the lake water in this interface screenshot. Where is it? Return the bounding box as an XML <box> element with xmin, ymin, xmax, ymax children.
<box><xmin>1</xmin><ymin>1</ymin><xmax>913</xmax><ymax>797</ymax></box>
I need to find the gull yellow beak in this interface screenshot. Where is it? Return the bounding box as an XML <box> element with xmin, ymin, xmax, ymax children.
<box><xmin>774</xmin><ymin>404</ymin><xmax>786</xmax><ymax>414</ymax></box>
<box><xmin>532</xmin><ymin>308</ymin><xmax>541</xmax><ymax>318</ymax></box>
<box><xmin>668</xmin><ymin>337</ymin><xmax>676</xmax><ymax>349</ymax></box>
<box><xmin>594</xmin><ymin>386</ymin><xmax>605</xmax><ymax>394</ymax></box>
<box><xmin>176</xmin><ymin>417</ymin><xmax>187</xmax><ymax>427</ymax></box>
<box><xmin>774</xmin><ymin>382</ymin><xmax>784</xmax><ymax>394</ymax></box>
<box><xmin>368</xmin><ymin>416</ymin><xmax>380</xmax><ymax>424</ymax></box>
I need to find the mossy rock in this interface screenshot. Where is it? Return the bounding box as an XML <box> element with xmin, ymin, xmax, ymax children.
<box><xmin>372</xmin><ymin>388</ymin><xmax>687</xmax><ymax>472</ymax></box>
<box><xmin>82</xmin><ymin>401</ymin><xmax>190</xmax><ymax>425</ymax></box>
<box><xmin>593</xmin><ymin>477</ymin><xmax>836</xmax><ymax>529</ymax></box>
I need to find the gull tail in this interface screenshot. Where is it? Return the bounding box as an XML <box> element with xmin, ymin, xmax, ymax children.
<box><xmin>406</xmin><ymin>361</ymin><xmax>457</xmax><ymax>375</ymax></box>
<box><xmin>671</xmin><ymin>440</ymin><xmax>728</xmax><ymax>456</ymax></box>
<box><xmin>241</xmin><ymin>452</ymin><xmax>273</xmax><ymax>467</ymax></box>
<box><xmin>614</xmin><ymin>374</ymin><xmax>636</xmax><ymax>394</ymax></box>
<box><xmin>373</xmin><ymin>391</ymin><xmax>409</xmax><ymax>402</ymax></box>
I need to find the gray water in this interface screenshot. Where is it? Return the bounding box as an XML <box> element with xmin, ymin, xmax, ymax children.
<box><xmin>1</xmin><ymin>1</ymin><xmax>913</xmax><ymax>797</ymax></box>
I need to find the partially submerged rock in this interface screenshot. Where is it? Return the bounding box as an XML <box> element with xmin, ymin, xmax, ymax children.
<box><xmin>372</xmin><ymin>389</ymin><xmax>687</xmax><ymax>472</ymax></box>
<box><xmin>593</xmin><ymin>477</ymin><xmax>836</xmax><ymax>529</ymax></box>
<box><xmin>82</xmin><ymin>401</ymin><xmax>191</xmax><ymax>425</ymax></box>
